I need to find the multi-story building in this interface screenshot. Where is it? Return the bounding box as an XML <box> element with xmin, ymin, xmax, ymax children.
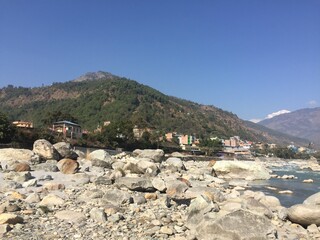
<box><xmin>52</xmin><ymin>121</ymin><xmax>82</xmax><ymax>139</ymax></box>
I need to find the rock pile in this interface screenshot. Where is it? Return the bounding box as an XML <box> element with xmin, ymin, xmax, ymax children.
<box><xmin>0</xmin><ymin>141</ymin><xmax>319</xmax><ymax>239</ymax></box>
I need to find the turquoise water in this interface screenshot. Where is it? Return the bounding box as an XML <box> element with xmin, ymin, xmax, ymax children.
<box><xmin>250</xmin><ymin>167</ymin><xmax>320</xmax><ymax>207</ymax></box>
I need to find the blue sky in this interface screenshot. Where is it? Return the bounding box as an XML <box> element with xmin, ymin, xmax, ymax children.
<box><xmin>0</xmin><ymin>0</ymin><xmax>319</xmax><ymax>121</ymax></box>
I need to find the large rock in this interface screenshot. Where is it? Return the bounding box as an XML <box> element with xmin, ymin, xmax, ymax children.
<box><xmin>57</xmin><ymin>158</ymin><xmax>79</xmax><ymax>174</ymax></box>
<box><xmin>103</xmin><ymin>189</ymin><xmax>133</xmax><ymax>206</ymax></box>
<box><xmin>213</xmin><ymin>160</ymin><xmax>270</xmax><ymax>180</ymax></box>
<box><xmin>123</xmin><ymin>158</ymin><xmax>159</xmax><ymax>176</ymax></box>
<box><xmin>166</xmin><ymin>179</ymin><xmax>189</xmax><ymax>199</ymax></box>
<box><xmin>303</xmin><ymin>192</ymin><xmax>320</xmax><ymax>205</ymax></box>
<box><xmin>55</xmin><ymin>210</ymin><xmax>86</xmax><ymax>223</ymax></box>
<box><xmin>115</xmin><ymin>177</ymin><xmax>155</xmax><ymax>192</ymax></box>
<box><xmin>88</xmin><ymin>150</ymin><xmax>114</xmax><ymax>168</ymax></box>
<box><xmin>0</xmin><ymin>148</ymin><xmax>40</xmax><ymax>170</ymax></box>
<box><xmin>53</xmin><ymin>142</ymin><xmax>78</xmax><ymax>160</ymax></box>
<box><xmin>132</xmin><ymin>149</ymin><xmax>164</xmax><ymax>163</ymax></box>
<box><xmin>195</xmin><ymin>210</ymin><xmax>276</xmax><ymax>240</ymax></box>
<box><xmin>33</xmin><ymin>139</ymin><xmax>60</xmax><ymax>160</ymax></box>
<box><xmin>288</xmin><ymin>204</ymin><xmax>320</xmax><ymax>226</ymax></box>
<box><xmin>162</xmin><ymin>157</ymin><xmax>186</xmax><ymax>172</ymax></box>
<box><xmin>0</xmin><ymin>213</ymin><xmax>23</xmax><ymax>224</ymax></box>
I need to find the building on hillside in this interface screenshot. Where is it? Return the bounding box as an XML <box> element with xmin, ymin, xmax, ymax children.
<box><xmin>12</xmin><ymin>121</ymin><xmax>33</xmax><ymax>128</ymax></box>
<box><xmin>95</xmin><ymin>121</ymin><xmax>111</xmax><ymax>133</ymax></box>
<box><xmin>179</xmin><ymin>135</ymin><xmax>196</xmax><ymax>145</ymax></box>
<box><xmin>52</xmin><ymin>121</ymin><xmax>82</xmax><ymax>139</ymax></box>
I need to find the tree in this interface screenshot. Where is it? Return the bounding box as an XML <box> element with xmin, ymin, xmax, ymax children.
<box><xmin>0</xmin><ymin>111</ymin><xmax>15</xmax><ymax>143</ymax></box>
<box><xmin>42</xmin><ymin>110</ymin><xmax>78</xmax><ymax>127</ymax></box>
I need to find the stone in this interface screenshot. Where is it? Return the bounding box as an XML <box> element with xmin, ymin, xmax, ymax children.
<box><xmin>163</xmin><ymin>157</ymin><xmax>186</xmax><ymax>171</ymax></box>
<box><xmin>0</xmin><ymin>202</ymin><xmax>20</xmax><ymax>213</ymax></box>
<box><xmin>0</xmin><ymin>213</ymin><xmax>23</xmax><ymax>224</ymax></box>
<box><xmin>213</xmin><ymin>160</ymin><xmax>270</xmax><ymax>180</ymax></box>
<box><xmin>145</xmin><ymin>193</ymin><xmax>158</xmax><ymax>200</ymax></box>
<box><xmin>33</xmin><ymin>139</ymin><xmax>60</xmax><ymax>160</ymax></box>
<box><xmin>115</xmin><ymin>177</ymin><xmax>155</xmax><ymax>192</ymax></box>
<box><xmin>0</xmin><ymin>224</ymin><xmax>12</xmax><ymax>234</ymax></box>
<box><xmin>90</xmin><ymin>208</ymin><xmax>107</xmax><ymax>223</ymax></box>
<box><xmin>103</xmin><ymin>189</ymin><xmax>133</xmax><ymax>206</ymax></box>
<box><xmin>25</xmin><ymin>193</ymin><xmax>41</xmax><ymax>203</ymax></box>
<box><xmin>195</xmin><ymin>210</ymin><xmax>276</xmax><ymax>240</ymax></box>
<box><xmin>288</xmin><ymin>204</ymin><xmax>320</xmax><ymax>226</ymax></box>
<box><xmin>57</xmin><ymin>158</ymin><xmax>79</xmax><ymax>174</ymax></box>
<box><xmin>132</xmin><ymin>149</ymin><xmax>165</xmax><ymax>163</ymax></box>
<box><xmin>303</xmin><ymin>179</ymin><xmax>314</xmax><ymax>183</ymax></box>
<box><xmin>185</xmin><ymin>187</ymin><xmax>225</xmax><ymax>203</ymax></box>
<box><xmin>43</xmin><ymin>182</ymin><xmax>65</xmax><ymax>191</ymax></box>
<box><xmin>4</xmin><ymin>171</ymin><xmax>33</xmax><ymax>182</ymax></box>
<box><xmin>39</xmin><ymin>194</ymin><xmax>65</xmax><ymax>206</ymax></box>
<box><xmin>0</xmin><ymin>181</ymin><xmax>22</xmax><ymax>191</ymax></box>
<box><xmin>55</xmin><ymin>210</ymin><xmax>86</xmax><ymax>223</ymax></box>
<box><xmin>33</xmin><ymin>162</ymin><xmax>59</xmax><ymax>172</ymax></box>
<box><xmin>104</xmin><ymin>204</ymin><xmax>122</xmax><ymax>215</ymax></box>
<box><xmin>0</xmin><ymin>148</ymin><xmax>40</xmax><ymax>170</ymax></box>
<box><xmin>53</xmin><ymin>142</ymin><xmax>78</xmax><ymax>159</ymax></box>
<box><xmin>259</xmin><ymin>195</ymin><xmax>281</xmax><ymax>210</ymax></box>
<box><xmin>71</xmin><ymin>173</ymin><xmax>91</xmax><ymax>185</ymax></box>
<box><xmin>166</xmin><ymin>180</ymin><xmax>189</xmax><ymax>199</ymax></box>
<box><xmin>279</xmin><ymin>190</ymin><xmax>293</xmax><ymax>194</ymax></box>
<box><xmin>22</xmin><ymin>179</ymin><xmax>38</xmax><ymax>188</ymax></box>
<box><xmin>133</xmin><ymin>194</ymin><xmax>147</xmax><ymax>205</ymax></box>
<box><xmin>13</xmin><ymin>162</ymin><xmax>31</xmax><ymax>172</ymax></box>
<box><xmin>88</xmin><ymin>149</ymin><xmax>114</xmax><ymax>168</ymax></box>
<box><xmin>94</xmin><ymin>176</ymin><xmax>112</xmax><ymax>185</ymax></box>
<box><xmin>152</xmin><ymin>177</ymin><xmax>167</xmax><ymax>192</ymax></box>
<box><xmin>187</xmin><ymin>195</ymin><xmax>215</xmax><ymax>229</ymax></box>
<box><xmin>123</xmin><ymin>158</ymin><xmax>159</xmax><ymax>176</ymax></box>
<box><xmin>160</xmin><ymin>226</ymin><xmax>174</xmax><ymax>235</ymax></box>
<box><xmin>303</xmin><ymin>192</ymin><xmax>320</xmax><ymax>205</ymax></box>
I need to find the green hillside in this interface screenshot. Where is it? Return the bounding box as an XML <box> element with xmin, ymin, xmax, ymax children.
<box><xmin>0</xmin><ymin>71</ymin><xmax>310</xmax><ymax>146</ymax></box>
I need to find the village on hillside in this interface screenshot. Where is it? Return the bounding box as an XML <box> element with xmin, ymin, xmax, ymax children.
<box><xmin>11</xmin><ymin>119</ymin><xmax>316</xmax><ymax>159</ymax></box>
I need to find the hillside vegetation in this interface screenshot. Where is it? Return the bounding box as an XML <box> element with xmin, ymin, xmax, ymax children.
<box><xmin>0</xmin><ymin>72</ymin><xmax>310</xmax><ymax>146</ymax></box>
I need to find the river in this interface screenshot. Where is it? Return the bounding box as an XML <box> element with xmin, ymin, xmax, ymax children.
<box><xmin>250</xmin><ymin>166</ymin><xmax>320</xmax><ymax>207</ymax></box>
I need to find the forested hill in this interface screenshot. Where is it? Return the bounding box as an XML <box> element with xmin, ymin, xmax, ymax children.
<box><xmin>0</xmin><ymin>71</ymin><xmax>309</xmax><ymax>146</ymax></box>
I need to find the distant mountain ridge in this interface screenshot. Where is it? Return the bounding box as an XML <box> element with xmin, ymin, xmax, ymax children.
<box><xmin>259</xmin><ymin>107</ymin><xmax>320</xmax><ymax>146</ymax></box>
<box><xmin>0</xmin><ymin>71</ymin><xmax>310</xmax><ymax>147</ymax></box>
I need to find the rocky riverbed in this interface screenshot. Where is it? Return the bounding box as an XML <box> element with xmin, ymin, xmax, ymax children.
<box><xmin>0</xmin><ymin>139</ymin><xmax>320</xmax><ymax>239</ymax></box>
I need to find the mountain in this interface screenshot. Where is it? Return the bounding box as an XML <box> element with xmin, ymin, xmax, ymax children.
<box><xmin>259</xmin><ymin>107</ymin><xmax>320</xmax><ymax>146</ymax></box>
<box><xmin>0</xmin><ymin>71</ymin><xmax>310</xmax><ymax>146</ymax></box>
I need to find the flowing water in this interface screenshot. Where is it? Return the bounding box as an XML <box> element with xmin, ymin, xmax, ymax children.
<box><xmin>250</xmin><ymin>167</ymin><xmax>320</xmax><ymax>207</ymax></box>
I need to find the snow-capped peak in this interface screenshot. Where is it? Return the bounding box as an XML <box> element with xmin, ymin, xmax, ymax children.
<box><xmin>266</xmin><ymin>110</ymin><xmax>291</xmax><ymax>119</ymax></box>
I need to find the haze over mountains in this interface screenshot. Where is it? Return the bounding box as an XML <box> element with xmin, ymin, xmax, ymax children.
<box><xmin>259</xmin><ymin>107</ymin><xmax>320</xmax><ymax>147</ymax></box>
<box><xmin>0</xmin><ymin>71</ymin><xmax>311</xmax><ymax>147</ymax></box>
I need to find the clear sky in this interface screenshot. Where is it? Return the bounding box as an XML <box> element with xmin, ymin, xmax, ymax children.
<box><xmin>0</xmin><ymin>0</ymin><xmax>319</xmax><ymax>121</ymax></box>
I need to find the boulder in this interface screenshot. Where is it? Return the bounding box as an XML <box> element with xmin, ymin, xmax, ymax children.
<box><xmin>33</xmin><ymin>139</ymin><xmax>60</xmax><ymax>160</ymax></box>
<box><xmin>0</xmin><ymin>213</ymin><xmax>23</xmax><ymax>224</ymax></box>
<box><xmin>152</xmin><ymin>177</ymin><xmax>167</xmax><ymax>192</ymax></box>
<box><xmin>166</xmin><ymin>179</ymin><xmax>189</xmax><ymax>199</ymax></box>
<box><xmin>213</xmin><ymin>160</ymin><xmax>270</xmax><ymax>180</ymax></box>
<box><xmin>195</xmin><ymin>210</ymin><xmax>276</xmax><ymax>240</ymax></box>
<box><xmin>88</xmin><ymin>150</ymin><xmax>114</xmax><ymax>168</ymax></box>
<box><xmin>39</xmin><ymin>194</ymin><xmax>65</xmax><ymax>206</ymax></box>
<box><xmin>123</xmin><ymin>158</ymin><xmax>159</xmax><ymax>176</ymax></box>
<box><xmin>132</xmin><ymin>149</ymin><xmax>164</xmax><ymax>163</ymax></box>
<box><xmin>186</xmin><ymin>195</ymin><xmax>216</xmax><ymax>229</ymax></box>
<box><xmin>103</xmin><ymin>189</ymin><xmax>133</xmax><ymax>206</ymax></box>
<box><xmin>0</xmin><ymin>148</ymin><xmax>40</xmax><ymax>170</ymax></box>
<box><xmin>57</xmin><ymin>158</ymin><xmax>79</xmax><ymax>174</ymax></box>
<box><xmin>288</xmin><ymin>204</ymin><xmax>320</xmax><ymax>226</ymax></box>
<box><xmin>90</xmin><ymin>208</ymin><xmax>107</xmax><ymax>223</ymax></box>
<box><xmin>55</xmin><ymin>210</ymin><xmax>86</xmax><ymax>223</ymax></box>
<box><xmin>33</xmin><ymin>162</ymin><xmax>59</xmax><ymax>172</ymax></box>
<box><xmin>13</xmin><ymin>162</ymin><xmax>31</xmax><ymax>172</ymax></box>
<box><xmin>115</xmin><ymin>177</ymin><xmax>155</xmax><ymax>192</ymax></box>
<box><xmin>303</xmin><ymin>192</ymin><xmax>320</xmax><ymax>205</ymax></box>
<box><xmin>163</xmin><ymin>157</ymin><xmax>186</xmax><ymax>172</ymax></box>
<box><xmin>53</xmin><ymin>142</ymin><xmax>78</xmax><ymax>160</ymax></box>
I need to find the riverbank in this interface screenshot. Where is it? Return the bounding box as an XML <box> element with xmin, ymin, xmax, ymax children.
<box><xmin>0</xmin><ymin>140</ymin><xmax>320</xmax><ymax>239</ymax></box>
